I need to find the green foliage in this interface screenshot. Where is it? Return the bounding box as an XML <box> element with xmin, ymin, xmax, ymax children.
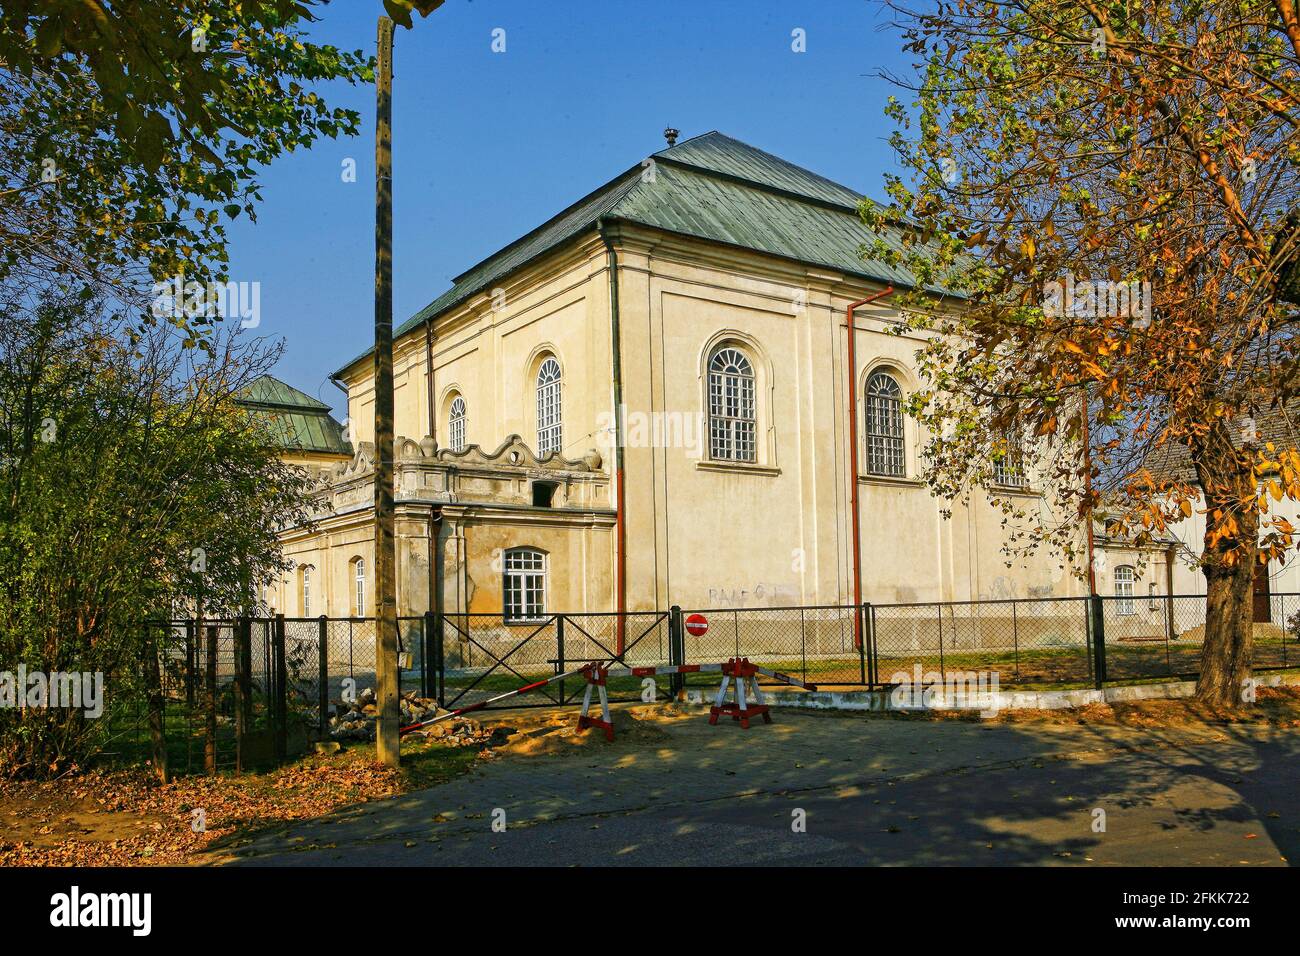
<box><xmin>869</xmin><ymin>0</ymin><xmax>1300</xmax><ymax>571</ymax></box>
<box><xmin>0</xmin><ymin>299</ymin><xmax>316</xmax><ymax>778</ymax></box>
<box><xmin>0</xmin><ymin>2</ymin><xmax>371</xmax><ymax>332</ymax></box>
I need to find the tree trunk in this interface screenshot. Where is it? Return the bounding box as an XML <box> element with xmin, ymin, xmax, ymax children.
<box><xmin>1192</xmin><ymin>419</ymin><xmax>1258</xmax><ymax>708</ymax></box>
<box><xmin>143</xmin><ymin>624</ymin><xmax>169</xmax><ymax>783</ymax></box>
<box><xmin>1197</xmin><ymin>556</ymin><xmax>1255</xmax><ymax>707</ymax></box>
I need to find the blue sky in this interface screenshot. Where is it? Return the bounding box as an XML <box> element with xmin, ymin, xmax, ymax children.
<box><xmin>227</xmin><ymin>0</ymin><xmax>917</xmax><ymax>412</ymax></box>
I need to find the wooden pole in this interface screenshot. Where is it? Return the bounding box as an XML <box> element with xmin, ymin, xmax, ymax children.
<box><xmin>373</xmin><ymin>16</ymin><xmax>400</xmax><ymax>766</ymax></box>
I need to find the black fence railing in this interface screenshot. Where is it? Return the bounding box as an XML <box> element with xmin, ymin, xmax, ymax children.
<box><xmin>676</xmin><ymin>593</ymin><xmax>1300</xmax><ymax>691</ymax></box>
<box><xmin>127</xmin><ymin>594</ymin><xmax>1297</xmax><ymax>771</ymax></box>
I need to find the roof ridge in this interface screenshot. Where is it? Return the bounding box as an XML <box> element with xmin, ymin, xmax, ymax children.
<box><xmin>653</xmin><ymin>130</ymin><xmax>865</xmax><ymax>210</ymax></box>
<box><xmin>238</xmin><ymin>374</ymin><xmax>331</xmax><ymax>411</ymax></box>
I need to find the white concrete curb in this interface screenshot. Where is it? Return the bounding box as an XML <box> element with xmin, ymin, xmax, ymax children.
<box><xmin>680</xmin><ymin>671</ymin><xmax>1300</xmax><ymax>715</ymax></box>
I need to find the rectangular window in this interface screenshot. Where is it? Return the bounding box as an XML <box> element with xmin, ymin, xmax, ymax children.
<box><xmin>1115</xmin><ymin>566</ymin><xmax>1135</xmax><ymax>616</ymax></box>
<box><xmin>355</xmin><ymin>560</ymin><xmax>366</xmax><ymax>617</ymax></box>
<box><xmin>1148</xmin><ymin>582</ymin><xmax>1158</xmax><ymax>611</ymax></box>
<box><xmin>503</xmin><ymin>549</ymin><xmax>546</xmax><ymax>622</ymax></box>
<box><xmin>992</xmin><ymin>429</ymin><xmax>1027</xmax><ymax>487</ymax></box>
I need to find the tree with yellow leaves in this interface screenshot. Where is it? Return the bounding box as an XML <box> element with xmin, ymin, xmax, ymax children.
<box><xmin>869</xmin><ymin>0</ymin><xmax>1300</xmax><ymax>706</ymax></box>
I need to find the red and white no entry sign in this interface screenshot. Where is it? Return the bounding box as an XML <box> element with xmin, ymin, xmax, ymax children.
<box><xmin>685</xmin><ymin>613</ymin><xmax>709</xmax><ymax>637</ymax></box>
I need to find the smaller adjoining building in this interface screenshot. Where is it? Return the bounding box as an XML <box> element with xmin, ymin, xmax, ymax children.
<box><xmin>235</xmin><ymin>375</ymin><xmax>353</xmax><ymax>472</ymax></box>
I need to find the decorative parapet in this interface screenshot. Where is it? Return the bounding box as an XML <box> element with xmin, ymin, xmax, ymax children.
<box><xmin>306</xmin><ymin>434</ymin><xmax>608</xmax><ymax>519</ymax></box>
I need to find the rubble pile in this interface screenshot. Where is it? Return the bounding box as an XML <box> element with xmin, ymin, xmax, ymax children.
<box><xmin>327</xmin><ymin>688</ymin><xmax>496</xmax><ymax>746</ymax></box>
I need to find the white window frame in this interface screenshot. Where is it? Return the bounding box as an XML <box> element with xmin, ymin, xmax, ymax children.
<box><xmin>707</xmin><ymin>346</ymin><xmax>757</xmax><ymax>462</ymax></box>
<box><xmin>992</xmin><ymin>428</ymin><xmax>1027</xmax><ymax>487</ymax></box>
<box><xmin>301</xmin><ymin>565</ymin><xmax>312</xmax><ymax>617</ymax></box>
<box><xmin>865</xmin><ymin>371</ymin><xmax>905</xmax><ymax>477</ymax></box>
<box><xmin>536</xmin><ymin>358</ymin><xmax>562</xmax><ymax>456</ymax></box>
<box><xmin>448</xmin><ymin>395</ymin><xmax>466</xmax><ymax>453</ymax></box>
<box><xmin>1114</xmin><ymin>565</ymin><xmax>1136</xmax><ymax>615</ymax></box>
<box><xmin>1148</xmin><ymin>581</ymin><xmax>1159</xmax><ymax>612</ymax></box>
<box><xmin>354</xmin><ymin>558</ymin><xmax>366</xmax><ymax>617</ymax></box>
<box><xmin>503</xmin><ymin>548</ymin><xmax>547</xmax><ymax>623</ymax></box>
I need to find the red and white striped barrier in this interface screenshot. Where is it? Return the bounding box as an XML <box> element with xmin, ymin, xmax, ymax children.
<box><xmin>597</xmin><ymin>661</ymin><xmax>817</xmax><ymax>691</ymax></box>
<box><xmin>709</xmin><ymin>658</ymin><xmax>770</xmax><ymax>729</ymax></box>
<box><xmin>576</xmin><ymin>664</ymin><xmax>614</xmax><ymax>741</ymax></box>
<box><xmin>399</xmin><ymin>659</ymin><xmax>818</xmax><ymax>738</ymax></box>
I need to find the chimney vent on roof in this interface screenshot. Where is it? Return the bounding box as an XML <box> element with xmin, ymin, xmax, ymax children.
<box><xmin>663</xmin><ymin>126</ymin><xmax>679</xmax><ymax>147</ymax></box>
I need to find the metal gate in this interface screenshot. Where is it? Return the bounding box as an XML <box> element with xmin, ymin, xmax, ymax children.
<box><xmin>433</xmin><ymin>611</ymin><xmax>672</xmax><ymax>713</ymax></box>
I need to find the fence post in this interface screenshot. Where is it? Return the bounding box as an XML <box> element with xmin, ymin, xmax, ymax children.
<box><xmin>318</xmin><ymin>615</ymin><xmax>329</xmax><ymax>739</ymax></box>
<box><xmin>184</xmin><ymin>620</ymin><xmax>195</xmax><ymax>710</ymax></box>
<box><xmin>937</xmin><ymin>604</ymin><xmax>945</xmax><ymax>679</ymax></box>
<box><xmin>869</xmin><ymin>604</ymin><xmax>880</xmax><ymax>685</ymax></box>
<box><xmin>421</xmin><ymin>611</ymin><xmax>434</xmax><ymax>700</ymax></box>
<box><xmin>1163</xmin><ymin>594</ymin><xmax>1174</xmax><ymax>675</ymax></box>
<box><xmin>858</xmin><ymin>604</ymin><xmax>868</xmax><ymax>685</ymax></box>
<box><xmin>1011</xmin><ymin>600</ymin><xmax>1020</xmax><ymax>679</ymax></box>
<box><xmin>1090</xmin><ymin>595</ymin><xmax>1107</xmax><ymax>689</ymax></box>
<box><xmin>272</xmin><ymin>614</ymin><xmax>287</xmax><ymax>760</ymax></box>
<box><xmin>203</xmin><ymin>622</ymin><xmax>217</xmax><ymax>774</ymax></box>
<box><xmin>233</xmin><ymin>617</ymin><xmax>251</xmax><ymax>772</ymax></box>
<box><xmin>556</xmin><ymin>614</ymin><xmax>566</xmax><ymax>703</ymax></box>
<box><xmin>669</xmin><ymin>606</ymin><xmax>684</xmax><ymax>697</ymax></box>
<box><xmin>435</xmin><ymin>610</ymin><xmax>446</xmax><ymax>707</ymax></box>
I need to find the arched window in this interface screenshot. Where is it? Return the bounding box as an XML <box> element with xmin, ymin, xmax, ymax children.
<box><xmin>1114</xmin><ymin>565</ymin><xmax>1135</xmax><ymax>615</ymax></box>
<box><xmin>865</xmin><ymin>371</ymin><xmax>905</xmax><ymax>477</ymax></box>
<box><xmin>353</xmin><ymin>557</ymin><xmax>366</xmax><ymax>617</ymax></box>
<box><xmin>503</xmin><ymin>548</ymin><xmax>547</xmax><ymax>622</ymax></box>
<box><xmin>448</xmin><ymin>395</ymin><xmax>466</xmax><ymax>453</ymax></box>
<box><xmin>300</xmin><ymin>565</ymin><xmax>312</xmax><ymax>617</ymax></box>
<box><xmin>708</xmin><ymin>346</ymin><xmax>756</xmax><ymax>462</ymax></box>
<box><xmin>536</xmin><ymin>357</ymin><xmax>562</xmax><ymax>456</ymax></box>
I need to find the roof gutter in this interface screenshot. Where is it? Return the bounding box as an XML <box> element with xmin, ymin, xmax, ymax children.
<box><xmin>845</xmin><ymin>285</ymin><xmax>894</xmax><ymax>648</ymax></box>
<box><xmin>425</xmin><ymin>318</ymin><xmax>437</xmax><ymax>445</ymax></box>
<box><xmin>598</xmin><ymin>219</ymin><xmax>628</xmax><ymax>655</ymax></box>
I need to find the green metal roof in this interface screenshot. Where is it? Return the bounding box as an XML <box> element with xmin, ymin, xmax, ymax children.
<box><xmin>651</xmin><ymin>131</ymin><xmax>866</xmax><ymax>210</ymax></box>
<box><xmin>235</xmin><ymin>375</ymin><xmax>352</xmax><ymax>456</ymax></box>
<box><xmin>237</xmin><ymin>374</ymin><xmax>332</xmax><ymax>411</ymax></box>
<box><xmin>336</xmin><ymin>131</ymin><xmax>929</xmax><ymax>376</ymax></box>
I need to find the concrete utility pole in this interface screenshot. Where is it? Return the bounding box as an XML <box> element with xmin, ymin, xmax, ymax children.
<box><xmin>373</xmin><ymin>15</ymin><xmax>400</xmax><ymax>766</ymax></box>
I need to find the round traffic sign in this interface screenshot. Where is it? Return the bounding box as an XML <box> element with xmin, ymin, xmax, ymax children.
<box><xmin>685</xmin><ymin>613</ymin><xmax>709</xmax><ymax>637</ymax></box>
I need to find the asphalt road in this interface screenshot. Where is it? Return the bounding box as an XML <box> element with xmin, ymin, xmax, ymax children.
<box><xmin>215</xmin><ymin>706</ymin><xmax>1300</xmax><ymax>867</ymax></box>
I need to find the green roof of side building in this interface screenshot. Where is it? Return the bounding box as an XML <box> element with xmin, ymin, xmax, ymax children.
<box><xmin>235</xmin><ymin>375</ymin><xmax>353</xmax><ymax>456</ymax></box>
<box><xmin>335</xmin><ymin>131</ymin><xmax>936</xmax><ymax>377</ymax></box>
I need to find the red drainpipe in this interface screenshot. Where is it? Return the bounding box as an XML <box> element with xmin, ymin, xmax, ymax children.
<box><xmin>845</xmin><ymin>286</ymin><xmax>894</xmax><ymax>647</ymax></box>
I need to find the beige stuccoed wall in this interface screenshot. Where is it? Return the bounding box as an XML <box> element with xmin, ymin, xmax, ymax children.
<box><xmin>338</xmin><ymin>238</ymin><xmax>614</xmax><ymax>462</ymax></box>
<box><xmin>317</xmin><ymin>225</ymin><xmax>1102</xmax><ymax>616</ymax></box>
<box><xmin>610</xmin><ymin>224</ymin><xmax>1089</xmax><ymax>611</ymax></box>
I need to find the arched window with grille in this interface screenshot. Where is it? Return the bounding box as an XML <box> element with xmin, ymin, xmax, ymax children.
<box><xmin>1114</xmin><ymin>565</ymin><xmax>1136</xmax><ymax>615</ymax></box>
<box><xmin>865</xmin><ymin>371</ymin><xmax>905</xmax><ymax>477</ymax></box>
<box><xmin>353</xmin><ymin>557</ymin><xmax>366</xmax><ymax>617</ymax></box>
<box><xmin>447</xmin><ymin>395</ymin><xmax>466</xmax><ymax>453</ymax></box>
<box><xmin>708</xmin><ymin>346</ymin><xmax>756</xmax><ymax>462</ymax></box>
<box><xmin>536</xmin><ymin>357</ymin><xmax>562</xmax><ymax>456</ymax></box>
<box><xmin>503</xmin><ymin>548</ymin><xmax>547</xmax><ymax>623</ymax></box>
